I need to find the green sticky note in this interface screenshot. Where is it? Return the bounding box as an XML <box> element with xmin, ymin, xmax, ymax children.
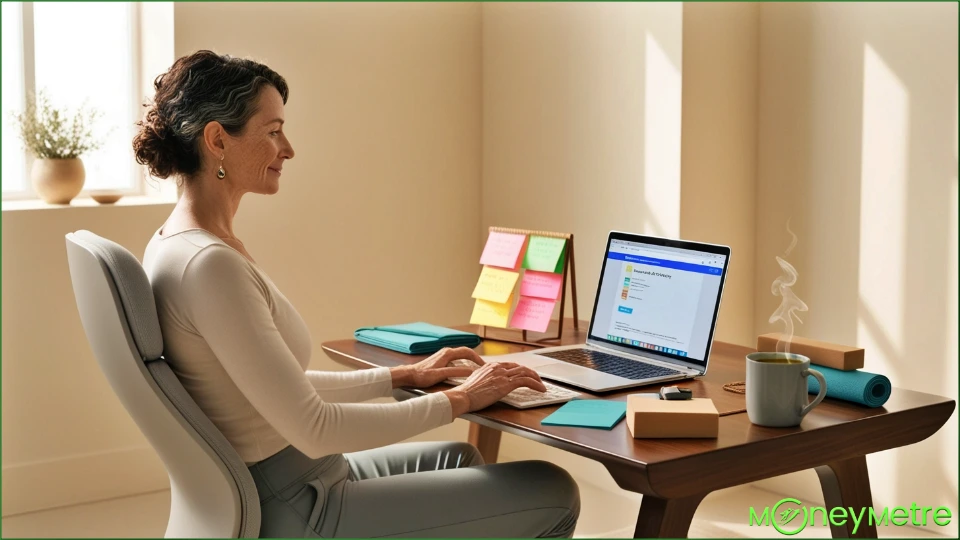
<box><xmin>541</xmin><ymin>400</ymin><xmax>627</xmax><ymax>430</ymax></box>
<box><xmin>553</xmin><ymin>243</ymin><xmax>567</xmax><ymax>273</ymax></box>
<box><xmin>523</xmin><ymin>236</ymin><xmax>567</xmax><ymax>273</ymax></box>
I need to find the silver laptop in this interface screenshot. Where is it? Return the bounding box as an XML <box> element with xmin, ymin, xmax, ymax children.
<box><xmin>484</xmin><ymin>231</ymin><xmax>731</xmax><ymax>392</ymax></box>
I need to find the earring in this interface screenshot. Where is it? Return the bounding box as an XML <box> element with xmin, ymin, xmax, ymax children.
<box><xmin>217</xmin><ymin>154</ymin><xmax>226</xmax><ymax>179</ymax></box>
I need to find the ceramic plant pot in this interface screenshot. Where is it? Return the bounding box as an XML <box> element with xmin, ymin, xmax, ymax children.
<box><xmin>31</xmin><ymin>158</ymin><xmax>85</xmax><ymax>204</ymax></box>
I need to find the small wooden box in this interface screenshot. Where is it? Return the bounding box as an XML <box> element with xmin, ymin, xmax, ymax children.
<box><xmin>626</xmin><ymin>396</ymin><xmax>719</xmax><ymax>439</ymax></box>
<box><xmin>756</xmin><ymin>333</ymin><xmax>864</xmax><ymax>371</ymax></box>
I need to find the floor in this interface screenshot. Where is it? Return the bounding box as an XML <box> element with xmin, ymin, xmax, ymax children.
<box><xmin>1</xmin><ymin>482</ymin><xmax>950</xmax><ymax>538</ymax></box>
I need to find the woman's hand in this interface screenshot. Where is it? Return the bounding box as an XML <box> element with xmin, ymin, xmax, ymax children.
<box><xmin>443</xmin><ymin>362</ymin><xmax>547</xmax><ymax>417</ymax></box>
<box><xmin>390</xmin><ymin>347</ymin><xmax>485</xmax><ymax>389</ymax></box>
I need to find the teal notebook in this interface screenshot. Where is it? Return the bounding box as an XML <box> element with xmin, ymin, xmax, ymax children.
<box><xmin>354</xmin><ymin>322</ymin><xmax>481</xmax><ymax>355</ymax></box>
<box><xmin>541</xmin><ymin>400</ymin><xmax>627</xmax><ymax>430</ymax></box>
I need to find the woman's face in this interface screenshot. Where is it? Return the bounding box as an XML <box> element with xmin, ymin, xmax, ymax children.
<box><xmin>223</xmin><ymin>87</ymin><xmax>295</xmax><ymax>195</ymax></box>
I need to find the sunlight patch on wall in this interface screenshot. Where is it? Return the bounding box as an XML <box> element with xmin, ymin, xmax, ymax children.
<box><xmin>643</xmin><ymin>31</ymin><xmax>681</xmax><ymax>238</ymax></box>
<box><xmin>856</xmin><ymin>44</ymin><xmax>909</xmax><ymax>375</ymax></box>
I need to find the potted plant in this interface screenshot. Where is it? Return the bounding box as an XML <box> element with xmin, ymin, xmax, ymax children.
<box><xmin>13</xmin><ymin>90</ymin><xmax>105</xmax><ymax>204</ymax></box>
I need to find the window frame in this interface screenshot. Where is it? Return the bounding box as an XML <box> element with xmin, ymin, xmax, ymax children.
<box><xmin>2</xmin><ymin>2</ymin><xmax>146</xmax><ymax>201</ymax></box>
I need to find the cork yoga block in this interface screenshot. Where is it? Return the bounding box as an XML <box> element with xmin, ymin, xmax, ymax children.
<box><xmin>626</xmin><ymin>396</ymin><xmax>719</xmax><ymax>439</ymax></box>
<box><xmin>756</xmin><ymin>333</ymin><xmax>864</xmax><ymax>371</ymax></box>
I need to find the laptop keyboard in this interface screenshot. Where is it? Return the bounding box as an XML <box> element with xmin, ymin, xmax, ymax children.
<box><xmin>536</xmin><ymin>349</ymin><xmax>684</xmax><ymax>380</ymax></box>
<box><xmin>445</xmin><ymin>359</ymin><xmax>581</xmax><ymax>409</ymax></box>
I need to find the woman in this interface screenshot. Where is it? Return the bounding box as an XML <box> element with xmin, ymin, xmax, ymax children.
<box><xmin>136</xmin><ymin>50</ymin><xmax>580</xmax><ymax>538</ymax></box>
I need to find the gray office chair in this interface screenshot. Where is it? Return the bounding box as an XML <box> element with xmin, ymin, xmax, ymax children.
<box><xmin>65</xmin><ymin>230</ymin><xmax>260</xmax><ymax>538</ymax></box>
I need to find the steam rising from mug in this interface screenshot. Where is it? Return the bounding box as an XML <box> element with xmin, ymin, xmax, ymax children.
<box><xmin>769</xmin><ymin>220</ymin><xmax>809</xmax><ymax>354</ymax></box>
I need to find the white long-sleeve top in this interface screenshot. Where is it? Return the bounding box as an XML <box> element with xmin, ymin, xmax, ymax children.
<box><xmin>143</xmin><ymin>228</ymin><xmax>452</xmax><ymax>463</ymax></box>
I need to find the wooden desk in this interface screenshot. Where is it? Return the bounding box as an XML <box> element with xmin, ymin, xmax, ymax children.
<box><xmin>322</xmin><ymin>319</ymin><xmax>955</xmax><ymax>538</ymax></box>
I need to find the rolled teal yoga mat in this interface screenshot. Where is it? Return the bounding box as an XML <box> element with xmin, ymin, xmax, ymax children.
<box><xmin>807</xmin><ymin>365</ymin><xmax>891</xmax><ymax>408</ymax></box>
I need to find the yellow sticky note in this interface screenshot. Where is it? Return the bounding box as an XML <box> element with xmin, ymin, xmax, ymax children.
<box><xmin>471</xmin><ymin>266</ymin><xmax>520</xmax><ymax>303</ymax></box>
<box><xmin>470</xmin><ymin>297</ymin><xmax>512</xmax><ymax>328</ymax></box>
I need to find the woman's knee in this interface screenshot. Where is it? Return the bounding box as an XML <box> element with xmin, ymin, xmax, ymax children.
<box><xmin>522</xmin><ymin>461</ymin><xmax>580</xmax><ymax>538</ymax></box>
<box><xmin>525</xmin><ymin>460</ymin><xmax>580</xmax><ymax>507</ymax></box>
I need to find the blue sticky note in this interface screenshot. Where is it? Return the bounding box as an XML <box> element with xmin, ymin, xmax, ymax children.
<box><xmin>541</xmin><ymin>400</ymin><xmax>627</xmax><ymax>430</ymax></box>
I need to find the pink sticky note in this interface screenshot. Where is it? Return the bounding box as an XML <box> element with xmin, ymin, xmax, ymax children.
<box><xmin>480</xmin><ymin>232</ymin><xmax>527</xmax><ymax>270</ymax></box>
<box><xmin>510</xmin><ymin>296</ymin><xmax>556</xmax><ymax>333</ymax></box>
<box><xmin>520</xmin><ymin>270</ymin><xmax>563</xmax><ymax>300</ymax></box>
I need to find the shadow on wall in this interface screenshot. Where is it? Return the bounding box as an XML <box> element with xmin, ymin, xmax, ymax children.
<box><xmin>755</xmin><ymin>2</ymin><xmax>958</xmax><ymax>523</ymax></box>
<box><xmin>853</xmin><ymin>3</ymin><xmax>958</xmax><ymax>515</ymax></box>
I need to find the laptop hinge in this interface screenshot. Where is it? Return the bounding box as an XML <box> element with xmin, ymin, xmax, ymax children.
<box><xmin>587</xmin><ymin>341</ymin><xmax>702</xmax><ymax>375</ymax></box>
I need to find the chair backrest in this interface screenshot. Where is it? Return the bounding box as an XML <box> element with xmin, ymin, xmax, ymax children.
<box><xmin>65</xmin><ymin>230</ymin><xmax>260</xmax><ymax>539</ymax></box>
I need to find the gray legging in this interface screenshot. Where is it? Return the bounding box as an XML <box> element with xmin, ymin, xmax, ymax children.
<box><xmin>248</xmin><ymin>441</ymin><xmax>580</xmax><ymax>538</ymax></box>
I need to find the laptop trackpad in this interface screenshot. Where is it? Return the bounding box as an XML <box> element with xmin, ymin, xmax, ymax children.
<box><xmin>537</xmin><ymin>363</ymin><xmax>623</xmax><ymax>388</ymax></box>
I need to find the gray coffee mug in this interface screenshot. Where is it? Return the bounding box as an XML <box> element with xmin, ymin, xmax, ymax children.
<box><xmin>746</xmin><ymin>352</ymin><xmax>828</xmax><ymax>427</ymax></box>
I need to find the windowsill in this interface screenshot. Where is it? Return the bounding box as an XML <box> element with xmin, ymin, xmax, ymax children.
<box><xmin>2</xmin><ymin>194</ymin><xmax>177</xmax><ymax>212</ymax></box>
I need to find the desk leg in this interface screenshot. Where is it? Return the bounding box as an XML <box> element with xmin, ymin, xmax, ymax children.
<box><xmin>633</xmin><ymin>493</ymin><xmax>706</xmax><ymax>538</ymax></box>
<box><xmin>468</xmin><ymin>423</ymin><xmax>502</xmax><ymax>464</ymax></box>
<box><xmin>816</xmin><ymin>456</ymin><xmax>878</xmax><ymax>538</ymax></box>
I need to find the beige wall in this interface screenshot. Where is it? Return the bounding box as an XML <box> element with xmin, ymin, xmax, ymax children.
<box><xmin>754</xmin><ymin>2</ymin><xmax>958</xmax><ymax>530</ymax></box>
<box><xmin>482</xmin><ymin>2</ymin><xmax>683</xmax><ymax>322</ymax></box>
<box><xmin>680</xmin><ymin>3</ymin><xmax>759</xmax><ymax>347</ymax></box>
<box><xmin>2</xmin><ymin>1</ymin><xmax>482</xmax><ymax>516</ymax></box>
<box><xmin>481</xmin><ymin>3</ymin><xmax>683</xmax><ymax>520</ymax></box>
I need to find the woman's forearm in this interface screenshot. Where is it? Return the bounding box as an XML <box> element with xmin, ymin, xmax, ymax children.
<box><xmin>389</xmin><ymin>365</ymin><xmax>416</xmax><ymax>388</ymax></box>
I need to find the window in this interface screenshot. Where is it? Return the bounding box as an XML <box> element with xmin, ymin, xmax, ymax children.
<box><xmin>2</xmin><ymin>2</ymin><xmax>141</xmax><ymax>198</ymax></box>
<box><xmin>2</xmin><ymin>2</ymin><xmax>26</xmax><ymax>194</ymax></box>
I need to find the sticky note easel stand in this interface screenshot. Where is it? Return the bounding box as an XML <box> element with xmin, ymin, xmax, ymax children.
<box><xmin>479</xmin><ymin>227</ymin><xmax>579</xmax><ymax>347</ymax></box>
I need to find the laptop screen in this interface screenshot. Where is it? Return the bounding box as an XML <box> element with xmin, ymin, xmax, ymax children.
<box><xmin>588</xmin><ymin>233</ymin><xmax>730</xmax><ymax>365</ymax></box>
